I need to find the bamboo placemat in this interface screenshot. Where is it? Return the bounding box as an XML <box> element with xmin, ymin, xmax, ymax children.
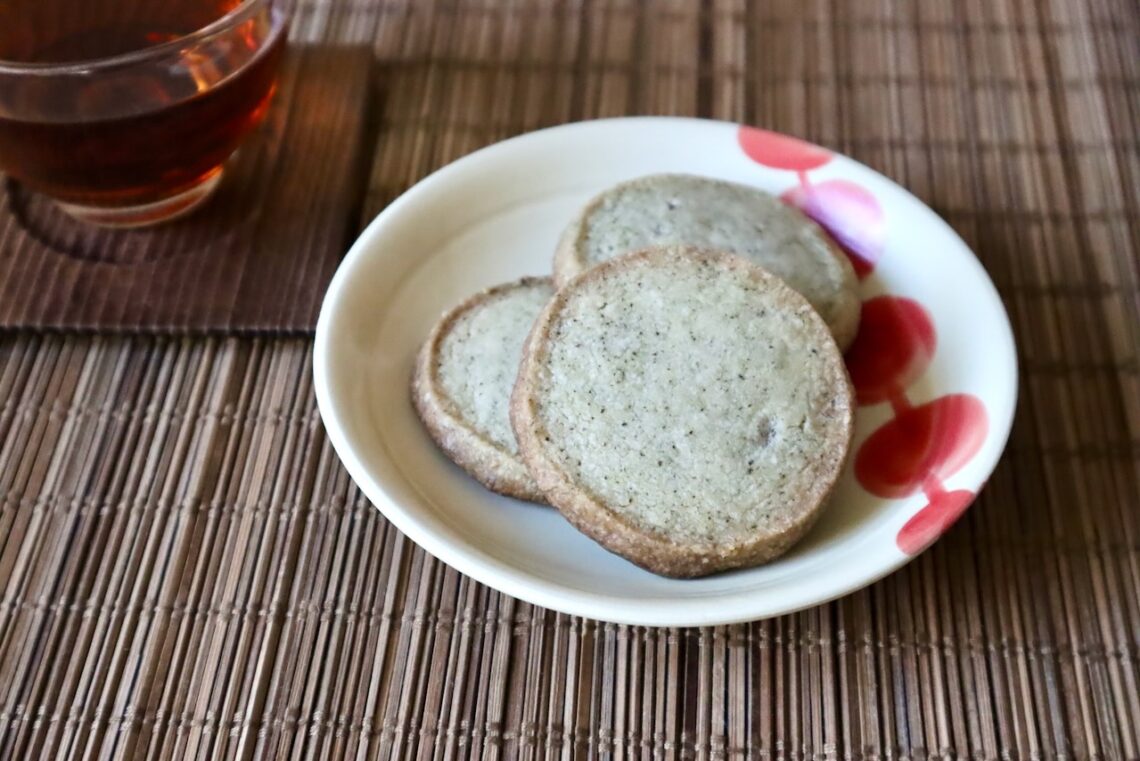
<box><xmin>2</xmin><ymin>0</ymin><xmax>1139</xmax><ymax>758</ymax></box>
<box><xmin>0</xmin><ymin>44</ymin><xmax>371</xmax><ymax>334</ymax></box>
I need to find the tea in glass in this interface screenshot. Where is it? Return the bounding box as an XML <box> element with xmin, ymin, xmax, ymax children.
<box><xmin>0</xmin><ymin>0</ymin><xmax>288</xmax><ymax>227</ymax></box>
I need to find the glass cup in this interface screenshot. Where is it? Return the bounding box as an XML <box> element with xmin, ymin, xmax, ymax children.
<box><xmin>0</xmin><ymin>0</ymin><xmax>289</xmax><ymax>228</ymax></box>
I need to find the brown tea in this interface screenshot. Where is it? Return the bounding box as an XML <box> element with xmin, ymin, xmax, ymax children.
<box><xmin>0</xmin><ymin>0</ymin><xmax>286</xmax><ymax>210</ymax></box>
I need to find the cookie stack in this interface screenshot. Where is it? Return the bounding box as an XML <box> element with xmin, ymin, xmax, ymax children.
<box><xmin>412</xmin><ymin>174</ymin><xmax>857</xmax><ymax>578</ymax></box>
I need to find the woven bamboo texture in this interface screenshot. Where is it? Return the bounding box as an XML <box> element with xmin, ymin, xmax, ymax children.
<box><xmin>0</xmin><ymin>46</ymin><xmax>371</xmax><ymax>333</ymax></box>
<box><xmin>2</xmin><ymin>0</ymin><xmax>1139</xmax><ymax>758</ymax></box>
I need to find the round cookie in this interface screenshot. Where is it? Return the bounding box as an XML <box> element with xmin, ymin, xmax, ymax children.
<box><xmin>553</xmin><ymin>173</ymin><xmax>861</xmax><ymax>350</ymax></box>
<box><xmin>512</xmin><ymin>247</ymin><xmax>854</xmax><ymax>577</ymax></box>
<box><xmin>413</xmin><ymin>277</ymin><xmax>554</xmax><ymax>503</ymax></box>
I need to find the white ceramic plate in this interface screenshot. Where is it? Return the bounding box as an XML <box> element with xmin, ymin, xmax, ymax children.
<box><xmin>314</xmin><ymin>117</ymin><xmax>1017</xmax><ymax>626</ymax></box>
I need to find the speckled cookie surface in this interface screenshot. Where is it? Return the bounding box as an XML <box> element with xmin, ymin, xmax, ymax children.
<box><xmin>512</xmin><ymin>248</ymin><xmax>854</xmax><ymax>576</ymax></box>
<box><xmin>413</xmin><ymin>277</ymin><xmax>554</xmax><ymax>503</ymax></box>
<box><xmin>553</xmin><ymin>173</ymin><xmax>860</xmax><ymax>350</ymax></box>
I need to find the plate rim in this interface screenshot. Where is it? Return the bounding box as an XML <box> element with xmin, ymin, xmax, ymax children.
<box><xmin>313</xmin><ymin>115</ymin><xmax>1019</xmax><ymax>626</ymax></box>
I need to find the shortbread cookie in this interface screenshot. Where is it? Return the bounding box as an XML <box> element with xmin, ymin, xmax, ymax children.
<box><xmin>553</xmin><ymin>173</ymin><xmax>860</xmax><ymax>349</ymax></box>
<box><xmin>413</xmin><ymin>277</ymin><xmax>554</xmax><ymax>502</ymax></box>
<box><xmin>513</xmin><ymin>248</ymin><xmax>854</xmax><ymax>576</ymax></box>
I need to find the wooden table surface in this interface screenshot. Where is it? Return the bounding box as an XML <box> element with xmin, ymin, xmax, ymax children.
<box><xmin>1</xmin><ymin>1</ymin><xmax>1138</xmax><ymax>758</ymax></box>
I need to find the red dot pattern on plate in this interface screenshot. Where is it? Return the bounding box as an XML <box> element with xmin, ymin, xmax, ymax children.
<box><xmin>896</xmin><ymin>488</ymin><xmax>977</xmax><ymax>555</ymax></box>
<box><xmin>781</xmin><ymin>180</ymin><xmax>886</xmax><ymax>279</ymax></box>
<box><xmin>738</xmin><ymin>124</ymin><xmax>992</xmax><ymax>554</ymax></box>
<box><xmin>735</xmin><ymin>127</ymin><xmax>886</xmax><ymax>277</ymax></box>
<box><xmin>855</xmin><ymin>394</ymin><xmax>988</xmax><ymax>498</ymax></box>
<box><xmin>737</xmin><ymin>126</ymin><xmax>833</xmax><ymax>172</ymax></box>
<box><xmin>844</xmin><ymin>296</ymin><xmax>936</xmax><ymax>406</ymax></box>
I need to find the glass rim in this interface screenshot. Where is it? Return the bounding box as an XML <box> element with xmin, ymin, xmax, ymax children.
<box><xmin>0</xmin><ymin>0</ymin><xmax>278</xmax><ymax>75</ymax></box>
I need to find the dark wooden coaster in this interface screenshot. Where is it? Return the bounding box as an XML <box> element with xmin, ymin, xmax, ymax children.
<box><xmin>0</xmin><ymin>44</ymin><xmax>373</xmax><ymax>334</ymax></box>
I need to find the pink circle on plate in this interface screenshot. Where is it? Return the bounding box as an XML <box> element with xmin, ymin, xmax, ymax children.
<box><xmin>896</xmin><ymin>489</ymin><xmax>977</xmax><ymax>555</ymax></box>
<box><xmin>845</xmin><ymin>296</ymin><xmax>937</xmax><ymax>405</ymax></box>
<box><xmin>855</xmin><ymin>394</ymin><xmax>989</xmax><ymax>498</ymax></box>
<box><xmin>783</xmin><ymin>179</ymin><xmax>886</xmax><ymax>278</ymax></box>
<box><xmin>737</xmin><ymin>126</ymin><xmax>833</xmax><ymax>172</ymax></box>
